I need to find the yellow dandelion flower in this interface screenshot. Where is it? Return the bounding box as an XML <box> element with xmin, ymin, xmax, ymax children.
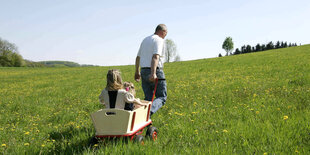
<box><xmin>195</xmin><ymin>131</ymin><xmax>198</xmax><ymax>134</ymax></box>
<box><xmin>256</xmin><ymin>111</ymin><xmax>260</xmax><ymax>114</ymax></box>
<box><xmin>25</xmin><ymin>132</ymin><xmax>30</xmax><ymax>135</ymax></box>
<box><xmin>24</xmin><ymin>143</ymin><xmax>30</xmax><ymax>146</ymax></box>
<box><xmin>192</xmin><ymin>112</ymin><xmax>198</xmax><ymax>114</ymax></box>
<box><xmin>283</xmin><ymin>116</ymin><xmax>289</xmax><ymax>120</ymax></box>
<box><xmin>94</xmin><ymin>144</ymin><xmax>98</xmax><ymax>147</ymax></box>
<box><xmin>263</xmin><ymin>153</ymin><xmax>267</xmax><ymax>155</ymax></box>
<box><xmin>223</xmin><ymin>129</ymin><xmax>228</xmax><ymax>133</ymax></box>
<box><xmin>1</xmin><ymin>144</ymin><xmax>6</xmax><ymax>147</ymax></box>
<box><xmin>41</xmin><ymin>144</ymin><xmax>45</xmax><ymax>147</ymax></box>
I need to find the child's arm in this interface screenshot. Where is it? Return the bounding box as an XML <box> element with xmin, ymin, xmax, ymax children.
<box><xmin>133</xmin><ymin>98</ymin><xmax>148</xmax><ymax>107</ymax></box>
<box><xmin>124</xmin><ymin>92</ymin><xmax>148</xmax><ymax>107</ymax></box>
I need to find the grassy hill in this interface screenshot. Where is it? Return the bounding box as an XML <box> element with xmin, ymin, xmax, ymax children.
<box><xmin>38</xmin><ymin>61</ymin><xmax>81</xmax><ymax>67</ymax></box>
<box><xmin>0</xmin><ymin>45</ymin><xmax>309</xmax><ymax>154</ymax></box>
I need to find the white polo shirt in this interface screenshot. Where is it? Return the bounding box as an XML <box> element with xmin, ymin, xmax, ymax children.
<box><xmin>137</xmin><ymin>34</ymin><xmax>165</xmax><ymax>68</ymax></box>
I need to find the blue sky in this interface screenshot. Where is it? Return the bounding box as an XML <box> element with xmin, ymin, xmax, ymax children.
<box><xmin>1</xmin><ymin>0</ymin><xmax>309</xmax><ymax>66</ymax></box>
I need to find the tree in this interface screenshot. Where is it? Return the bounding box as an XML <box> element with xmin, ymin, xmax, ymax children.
<box><xmin>241</xmin><ymin>45</ymin><xmax>246</xmax><ymax>54</ymax></box>
<box><xmin>164</xmin><ymin>39</ymin><xmax>177</xmax><ymax>63</ymax></box>
<box><xmin>234</xmin><ymin>48</ymin><xmax>241</xmax><ymax>55</ymax></box>
<box><xmin>275</xmin><ymin>41</ymin><xmax>281</xmax><ymax>49</ymax></box>
<box><xmin>218</xmin><ymin>53</ymin><xmax>223</xmax><ymax>57</ymax></box>
<box><xmin>245</xmin><ymin>45</ymin><xmax>252</xmax><ymax>53</ymax></box>
<box><xmin>174</xmin><ymin>54</ymin><xmax>181</xmax><ymax>62</ymax></box>
<box><xmin>0</xmin><ymin>38</ymin><xmax>18</xmax><ymax>53</ymax></box>
<box><xmin>255</xmin><ymin>44</ymin><xmax>261</xmax><ymax>52</ymax></box>
<box><xmin>261</xmin><ymin>44</ymin><xmax>266</xmax><ymax>51</ymax></box>
<box><xmin>0</xmin><ymin>37</ymin><xmax>24</xmax><ymax>67</ymax></box>
<box><xmin>222</xmin><ymin>37</ymin><xmax>234</xmax><ymax>56</ymax></box>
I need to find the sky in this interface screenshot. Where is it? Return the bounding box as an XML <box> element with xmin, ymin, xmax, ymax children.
<box><xmin>0</xmin><ymin>0</ymin><xmax>309</xmax><ymax>66</ymax></box>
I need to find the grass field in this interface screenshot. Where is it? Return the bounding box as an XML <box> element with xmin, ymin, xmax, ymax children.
<box><xmin>1</xmin><ymin>45</ymin><xmax>309</xmax><ymax>154</ymax></box>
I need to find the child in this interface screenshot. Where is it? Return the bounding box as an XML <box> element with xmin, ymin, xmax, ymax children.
<box><xmin>123</xmin><ymin>81</ymin><xmax>145</xmax><ymax>110</ymax></box>
<box><xmin>99</xmin><ymin>69</ymin><xmax>147</xmax><ymax>111</ymax></box>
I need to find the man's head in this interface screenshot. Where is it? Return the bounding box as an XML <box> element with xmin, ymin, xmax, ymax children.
<box><xmin>155</xmin><ymin>24</ymin><xmax>167</xmax><ymax>39</ymax></box>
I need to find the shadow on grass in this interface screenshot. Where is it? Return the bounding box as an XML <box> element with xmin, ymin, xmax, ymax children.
<box><xmin>34</xmin><ymin>126</ymin><xmax>132</xmax><ymax>154</ymax></box>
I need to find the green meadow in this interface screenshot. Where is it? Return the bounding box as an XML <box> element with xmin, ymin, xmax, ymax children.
<box><xmin>0</xmin><ymin>45</ymin><xmax>309</xmax><ymax>154</ymax></box>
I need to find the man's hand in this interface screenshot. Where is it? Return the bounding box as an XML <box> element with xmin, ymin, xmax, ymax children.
<box><xmin>135</xmin><ymin>72</ymin><xmax>141</xmax><ymax>82</ymax></box>
<box><xmin>149</xmin><ymin>73</ymin><xmax>157</xmax><ymax>82</ymax></box>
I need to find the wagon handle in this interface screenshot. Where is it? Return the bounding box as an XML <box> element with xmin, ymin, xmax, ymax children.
<box><xmin>147</xmin><ymin>78</ymin><xmax>158</xmax><ymax>121</ymax></box>
<box><xmin>151</xmin><ymin>78</ymin><xmax>158</xmax><ymax>103</ymax></box>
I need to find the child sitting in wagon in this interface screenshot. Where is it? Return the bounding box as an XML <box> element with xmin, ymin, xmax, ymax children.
<box><xmin>99</xmin><ymin>69</ymin><xmax>147</xmax><ymax>111</ymax></box>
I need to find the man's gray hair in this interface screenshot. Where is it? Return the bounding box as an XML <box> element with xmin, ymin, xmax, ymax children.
<box><xmin>155</xmin><ymin>24</ymin><xmax>167</xmax><ymax>32</ymax></box>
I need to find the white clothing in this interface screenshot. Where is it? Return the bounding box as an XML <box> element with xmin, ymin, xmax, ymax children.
<box><xmin>99</xmin><ymin>89</ymin><xmax>135</xmax><ymax>109</ymax></box>
<box><xmin>137</xmin><ymin>34</ymin><xmax>165</xmax><ymax>68</ymax></box>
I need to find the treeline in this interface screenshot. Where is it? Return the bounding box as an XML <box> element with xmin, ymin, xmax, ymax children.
<box><xmin>233</xmin><ymin>41</ymin><xmax>298</xmax><ymax>55</ymax></box>
<box><xmin>38</xmin><ymin>61</ymin><xmax>96</xmax><ymax>67</ymax></box>
<box><xmin>0</xmin><ymin>37</ymin><xmax>96</xmax><ymax>67</ymax></box>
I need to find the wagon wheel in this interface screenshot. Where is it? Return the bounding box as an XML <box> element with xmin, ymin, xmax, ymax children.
<box><xmin>146</xmin><ymin>126</ymin><xmax>158</xmax><ymax>141</ymax></box>
<box><xmin>89</xmin><ymin>136</ymin><xmax>100</xmax><ymax>146</ymax></box>
<box><xmin>134</xmin><ymin>135</ymin><xmax>145</xmax><ymax>145</ymax></box>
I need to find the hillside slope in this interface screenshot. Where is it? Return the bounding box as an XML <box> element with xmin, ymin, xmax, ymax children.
<box><xmin>0</xmin><ymin>45</ymin><xmax>309</xmax><ymax>154</ymax></box>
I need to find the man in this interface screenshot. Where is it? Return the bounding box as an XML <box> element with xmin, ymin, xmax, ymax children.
<box><xmin>135</xmin><ymin>24</ymin><xmax>168</xmax><ymax>116</ymax></box>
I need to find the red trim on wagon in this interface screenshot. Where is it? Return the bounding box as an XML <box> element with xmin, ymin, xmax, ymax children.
<box><xmin>131</xmin><ymin>112</ymin><xmax>136</xmax><ymax>131</ymax></box>
<box><xmin>146</xmin><ymin>105</ymin><xmax>151</xmax><ymax>121</ymax></box>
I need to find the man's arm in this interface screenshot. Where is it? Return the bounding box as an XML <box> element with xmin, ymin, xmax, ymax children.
<box><xmin>149</xmin><ymin>54</ymin><xmax>159</xmax><ymax>82</ymax></box>
<box><xmin>135</xmin><ymin>56</ymin><xmax>141</xmax><ymax>82</ymax></box>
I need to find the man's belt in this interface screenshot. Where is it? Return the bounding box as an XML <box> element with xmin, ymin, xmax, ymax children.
<box><xmin>141</xmin><ymin>67</ymin><xmax>162</xmax><ymax>70</ymax></box>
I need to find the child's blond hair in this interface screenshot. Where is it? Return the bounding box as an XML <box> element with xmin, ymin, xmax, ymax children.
<box><xmin>106</xmin><ymin>69</ymin><xmax>123</xmax><ymax>91</ymax></box>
